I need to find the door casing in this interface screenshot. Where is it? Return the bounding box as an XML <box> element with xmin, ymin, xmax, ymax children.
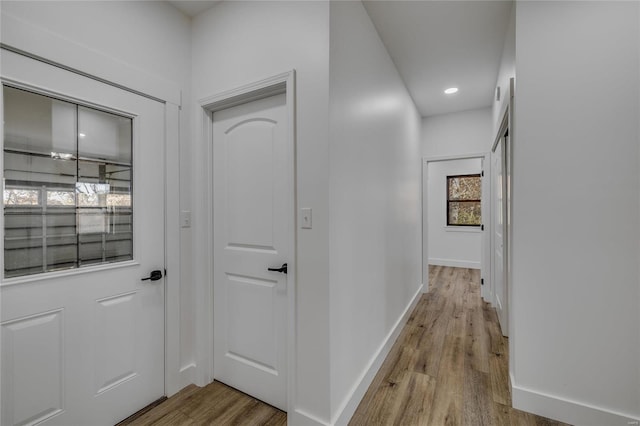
<box><xmin>195</xmin><ymin>71</ymin><xmax>297</xmax><ymax>413</ymax></box>
<box><xmin>491</xmin><ymin>77</ymin><xmax>514</xmax><ymax>376</ymax></box>
<box><xmin>422</xmin><ymin>153</ymin><xmax>490</xmax><ymax>297</ymax></box>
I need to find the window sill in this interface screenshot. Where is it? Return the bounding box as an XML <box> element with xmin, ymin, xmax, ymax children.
<box><xmin>1</xmin><ymin>260</ymin><xmax>140</xmax><ymax>287</ymax></box>
<box><xmin>444</xmin><ymin>226</ymin><xmax>482</xmax><ymax>233</ymax></box>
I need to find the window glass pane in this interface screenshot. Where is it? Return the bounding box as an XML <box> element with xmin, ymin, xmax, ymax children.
<box><xmin>107</xmin><ymin>193</ymin><xmax>132</xmax><ymax>207</ymax></box>
<box><xmin>448</xmin><ymin>201</ymin><xmax>481</xmax><ymax>226</ymax></box>
<box><xmin>3</xmin><ymin>86</ymin><xmax>76</xmax><ymax>157</ymax></box>
<box><xmin>3</xmin><ymin>85</ymin><xmax>133</xmax><ymax>278</ymax></box>
<box><xmin>448</xmin><ymin>175</ymin><xmax>481</xmax><ymax>200</ymax></box>
<box><xmin>76</xmin><ymin>106</ymin><xmax>132</xmax><ymax>266</ymax></box>
<box><xmin>78</xmin><ymin>106</ymin><xmax>132</xmax><ymax>164</ymax></box>
<box><xmin>4</xmin><ymin>189</ymin><xmax>40</xmax><ymax>206</ymax></box>
<box><xmin>47</xmin><ymin>190</ymin><xmax>75</xmax><ymax>206</ymax></box>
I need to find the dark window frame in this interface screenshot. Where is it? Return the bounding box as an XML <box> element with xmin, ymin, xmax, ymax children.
<box><xmin>446</xmin><ymin>173</ymin><xmax>481</xmax><ymax>227</ymax></box>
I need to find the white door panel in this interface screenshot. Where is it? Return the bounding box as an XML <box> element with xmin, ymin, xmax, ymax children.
<box><xmin>1</xmin><ymin>50</ymin><xmax>165</xmax><ymax>426</ymax></box>
<box><xmin>213</xmin><ymin>94</ymin><xmax>288</xmax><ymax>411</ymax></box>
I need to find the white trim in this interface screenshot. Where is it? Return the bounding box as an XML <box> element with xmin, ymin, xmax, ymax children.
<box><xmin>0</xmin><ymin>11</ymin><xmax>181</xmax><ymax>106</ymax></box>
<box><xmin>0</xmin><ymin>260</ymin><xmax>140</xmax><ymax>287</ymax></box>
<box><xmin>511</xmin><ymin>378</ymin><xmax>640</xmax><ymax>426</ymax></box>
<box><xmin>423</xmin><ymin>152</ymin><xmax>489</xmax><ymax>163</ymax></box>
<box><xmin>194</xmin><ymin>70</ymin><xmax>297</xmax><ymax>416</ymax></box>
<box><xmin>332</xmin><ymin>284</ymin><xmax>423</xmax><ymax>426</ymax></box>
<box><xmin>421</xmin><ymin>157</ymin><xmax>427</xmax><ymax>290</ymax></box>
<box><xmin>428</xmin><ymin>259</ymin><xmax>481</xmax><ymax>269</ymax></box>
<box><xmin>178</xmin><ymin>364</ymin><xmax>197</xmax><ymax>390</ymax></box>
<box><xmin>507</xmin><ymin>77</ymin><xmax>515</xmax><ymax>379</ymax></box>
<box><xmin>481</xmin><ymin>155</ymin><xmax>492</xmax><ymax>304</ymax></box>
<box><xmin>192</xmin><ymin>104</ymin><xmax>215</xmax><ymax>387</ymax></box>
<box><xmin>444</xmin><ymin>226</ymin><xmax>482</xmax><ymax>233</ymax></box>
<box><xmin>164</xmin><ymin>102</ymin><xmax>182</xmax><ymax>396</ymax></box>
<box><xmin>289</xmin><ymin>409</ymin><xmax>330</xmax><ymax>426</ymax></box>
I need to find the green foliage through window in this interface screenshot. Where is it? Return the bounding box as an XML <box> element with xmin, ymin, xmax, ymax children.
<box><xmin>447</xmin><ymin>174</ymin><xmax>481</xmax><ymax>226</ymax></box>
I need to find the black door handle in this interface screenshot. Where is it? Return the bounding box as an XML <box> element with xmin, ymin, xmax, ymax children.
<box><xmin>267</xmin><ymin>263</ymin><xmax>287</xmax><ymax>274</ymax></box>
<box><xmin>141</xmin><ymin>270</ymin><xmax>163</xmax><ymax>281</ymax></box>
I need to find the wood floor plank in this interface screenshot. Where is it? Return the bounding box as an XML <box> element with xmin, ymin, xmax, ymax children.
<box><xmin>427</xmin><ymin>335</ymin><xmax>464</xmax><ymax>426</ymax></box>
<box><xmin>118</xmin><ymin>385</ymin><xmax>199</xmax><ymax>425</ymax></box>
<box><xmin>148</xmin><ymin>410</ymin><xmax>194</xmax><ymax>426</ymax></box>
<box><xmin>466</xmin><ymin>305</ymin><xmax>490</xmax><ymax>374</ymax></box>
<box><xmin>462</xmin><ymin>367</ymin><xmax>493</xmax><ymax>426</ymax></box>
<box><xmin>392</xmin><ymin>372</ymin><xmax>436</xmax><ymax>426</ymax></box>
<box><xmin>489</xmin><ymin>352</ymin><xmax>511</xmax><ymax>406</ymax></box>
<box><xmin>228</xmin><ymin>401</ymin><xmax>285</xmax><ymax>425</ymax></box>
<box><xmin>412</xmin><ymin>327</ymin><xmax>446</xmax><ymax>377</ymax></box>
<box><xmin>349</xmin><ymin>373</ymin><xmax>408</xmax><ymax>425</ymax></box>
<box><xmin>446</xmin><ymin>280</ymin><xmax>467</xmax><ymax>338</ymax></box>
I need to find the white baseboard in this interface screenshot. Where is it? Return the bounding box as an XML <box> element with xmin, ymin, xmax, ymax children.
<box><xmin>178</xmin><ymin>363</ymin><xmax>197</xmax><ymax>392</ymax></box>
<box><xmin>331</xmin><ymin>283</ymin><xmax>424</xmax><ymax>426</ymax></box>
<box><xmin>429</xmin><ymin>258</ymin><xmax>480</xmax><ymax>269</ymax></box>
<box><xmin>289</xmin><ymin>409</ymin><xmax>330</xmax><ymax>426</ymax></box>
<box><xmin>512</xmin><ymin>378</ymin><xmax>640</xmax><ymax>426</ymax></box>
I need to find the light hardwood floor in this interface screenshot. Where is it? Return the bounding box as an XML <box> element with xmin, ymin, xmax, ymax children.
<box><xmin>120</xmin><ymin>265</ymin><xmax>568</xmax><ymax>426</ymax></box>
<box><xmin>349</xmin><ymin>265</ymin><xmax>569</xmax><ymax>426</ymax></box>
<box><xmin>117</xmin><ymin>381</ymin><xmax>286</xmax><ymax>426</ymax></box>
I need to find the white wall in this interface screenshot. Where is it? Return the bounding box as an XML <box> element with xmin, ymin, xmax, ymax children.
<box><xmin>427</xmin><ymin>159</ymin><xmax>482</xmax><ymax>269</ymax></box>
<box><xmin>422</xmin><ymin>107</ymin><xmax>492</xmax><ymax>158</ymax></box>
<box><xmin>0</xmin><ymin>0</ymin><xmax>195</xmax><ymax>394</ymax></box>
<box><xmin>513</xmin><ymin>2</ymin><xmax>640</xmax><ymax>424</ymax></box>
<box><xmin>492</xmin><ymin>3</ymin><xmax>515</xmax><ymax>136</ymax></box>
<box><xmin>329</xmin><ymin>2</ymin><xmax>422</xmax><ymax>423</ymax></box>
<box><xmin>191</xmin><ymin>2</ymin><xmax>332</xmax><ymax>423</ymax></box>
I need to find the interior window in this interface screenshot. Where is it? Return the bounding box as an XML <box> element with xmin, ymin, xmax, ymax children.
<box><xmin>3</xmin><ymin>86</ymin><xmax>133</xmax><ymax>278</ymax></box>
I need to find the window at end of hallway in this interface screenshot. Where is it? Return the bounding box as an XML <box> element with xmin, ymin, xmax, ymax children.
<box><xmin>447</xmin><ymin>174</ymin><xmax>481</xmax><ymax>226</ymax></box>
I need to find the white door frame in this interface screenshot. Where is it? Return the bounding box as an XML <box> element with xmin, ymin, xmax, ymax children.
<box><xmin>195</xmin><ymin>70</ymin><xmax>297</xmax><ymax>413</ymax></box>
<box><xmin>0</xmin><ymin>45</ymin><xmax>184</xmax><ymax>399</ymax></box>
<box><xmin>422</xmin><ymin>153</ymin><xmax>491</xmax><ymax>296</ymax></box>
<box><xmin>491</xmin><ymin>77</ymin><xmax>514</xmax><ymax>355</ymax></box>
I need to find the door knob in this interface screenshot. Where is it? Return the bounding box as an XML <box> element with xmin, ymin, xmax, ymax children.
<box><xmin>141</xmin><ymin>270</ymin><xmax>163</xmax><ymax>281</ymax></box>
<box><xmin>267</xmin><ymin>263</ymin><xmax>287</xmax><ymax>274</ymax></box>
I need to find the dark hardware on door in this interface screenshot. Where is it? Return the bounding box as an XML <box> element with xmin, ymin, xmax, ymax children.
<box><xmin>268</xmin><ymin>263</ymin><xmax>287</xmax><ymax>274</ymax></box>
<box><xmin>141</xmin><ymin>270</ymin><xmax>163</xmax><ymax>281</ymax></box>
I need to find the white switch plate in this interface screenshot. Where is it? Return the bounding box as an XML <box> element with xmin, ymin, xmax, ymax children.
<box><xmin>180</xmin><ymin>210</ymin><xmax>192</xmax><ymax>228</ymax></box>
<box><xmin>301</xmin><ymin>208</ymin><xmax>312</xmax><ymax>229</ymax></box>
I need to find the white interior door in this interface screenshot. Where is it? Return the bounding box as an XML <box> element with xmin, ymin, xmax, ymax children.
<box><xmin>213</xmin><ymin>93</ymin><xmax>289</xmax><ymax>411</ymax></box>
<box><xmin>492</xmin><ymin>137</ymin><xmax>508</xmax><ymax>336</ymax></box>
<box><xmin>0</xmin><ymin>50</ymin><xmax>165</xmax><ymax>425</ymax></box>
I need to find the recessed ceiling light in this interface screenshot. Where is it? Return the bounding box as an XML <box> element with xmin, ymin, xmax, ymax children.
<box><xmin>79</xmin><ymin>133</ymin><xmax>86</xmax><ymax>138</ymax></box>
<box><xmin>444</xmin><ymin>87</ymin><xmax>459</xmax><ymax>95</ymax></box>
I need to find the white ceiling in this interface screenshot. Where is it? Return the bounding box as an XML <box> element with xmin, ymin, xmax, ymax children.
<box><xmin>363</xmin><ymin>1</ymin><xmax>513</xmax><ymax>117</ymax></box>
<box><xmin>168</xmin><ymin>0</ymin><xmax>220</xmax><ymax>18</ymax></box>
<box><xmin>167</xmin><ymin>0</ymin><xmax>511</xmax><ymax>117</ymax></box>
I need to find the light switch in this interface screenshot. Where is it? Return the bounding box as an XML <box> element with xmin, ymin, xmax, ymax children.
<box><xmin>301</xmin><ymin>208</ymin><xmax>312</xmax><ymax>229</ymax></box>
<box><xmin>180</xmin><ymin>210</ymin><xmax>192</xmax><ymax>228</ymax></box>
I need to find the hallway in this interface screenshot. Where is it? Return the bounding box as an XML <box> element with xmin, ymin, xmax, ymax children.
<box><xmin>349</xmin><ymin>266</ymin><xmax>568</xmax><ymax>425</ymax></box>
<box><xmin>121</xmin><ymin>266</ymin><xmax>568</xmax><ymax>425</ymax></box>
